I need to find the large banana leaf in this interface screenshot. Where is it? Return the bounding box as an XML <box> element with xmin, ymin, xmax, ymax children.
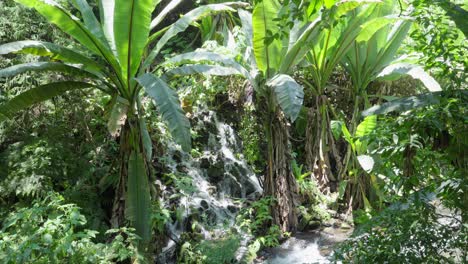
<box><xmin>164</xmin><ymin>64</ymin><xmax>243</xmax><ymax>79</ymax></box>
<box><xmin>142</xmin><ymin>3</ymin><xmax>241</xmax><ymax>71</ymax></box>
<box><xmin>0</xmin><ymin>41</ymin><xmax>106</xmax><ymax>74</ymax></box>
<box><xmin>136</xmin><ymin>74</ymin><xmax>191</xmax><ymax>152</ymax></box>
<box><xmin>14</xmin><ymin>0</ymin><xmax>103</xmax><ymax>56</ymax></box>
<box><xmin>238</xmin><ymin>9</ymin><xmax>253</xmax><ymax>48</ymax></box>
<box><xmin>71</xmin><ymin>0</ymin><xmax>108</xmax><ymax>46</ymax></box>
<box><xmin>165</xmin><ymin>51</ymin><xmax>251</xmax><ymax>80</ymax></box>
<box><xmin>377</xmin><ymin>63</ymin><xmax>441</xmax><ymax>92</ymax></box>
<box><xmin>342</xmin><ymin>1</ymin><xmax>412</xmax><ymax>91</ymax></box>
<box><xmin>14</xmin><ymin>0</ymin><xmax>124</xmax><ymax>80</ymax></box>
<box><xmin>0</xmin><ymin>62</ymin><xmax>101</xmax><ymax>79</ymax></box>
<box><xmin>0</xmin><ymin>81</ymin><xmax>94</xmax><ymax>121</ymax></box>
<box><xmin>362</xmin><ymin>92</ymin><xmax>442</xmax><ymax>116</ymax></box>
<box><xmin>279</xmin><ymin>17</ymin><xmax>322</xmax><ymax>74</ymax></box>
<box><xmin>114</xmin><ymin>0</ymin><xmax>157</xmax><ymax>83</ymax></box>
<box><xmin>267</xmin><ymin>74</ymin><xmax>304</xmax><ymax>122</ymax></box>
<box><xmin>98</xmin><ymin>0</ymin><xmax>117</xmax><ymax>54</ymax></box>
<box><xmin>150</xmin><ymin>0</ymin><xmax>184</xmax><ymax>30</ymax></box>
<box><xmin>280</xmin><ymin>0</ymin><xmax>376</xmax><ymax>75</ymax></box>
<box><xmin>252</xmin><ymin>0</ymin><xmax>282</xmax><ymax>76</ymax></box>
<box><xmin>126</xmin><ymin>151</ymin><xmax>151</xmax><ymax>244</ymax></box>
<box><xmin>363</xmin><ymin>90</ymin><xmax>468</xmax><ymax>117</ymax></box>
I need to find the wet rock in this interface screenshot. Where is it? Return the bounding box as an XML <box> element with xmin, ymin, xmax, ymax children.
<box><xmin>205</xmin><ymin>209</ymin><xmax>218</xmax><ymax>225</ymax></box>
<box><xmin>227</xmin><ymin>205</ymin><xmax>238</xmax><ymax>214</ymax></box>
<box><xmin>172</xmin><ymin>151</ymin><xmax>182</xmax><ymax>163</ymax></box>
<box><xmin>176</xmin><ymin>164</ymin><xmax>188</xmax><ymax>173</ymax></box>
<box><xmin>200</xmin><ymin>200</ymin><xmax>209</xmax><ymax>210</ymax></box>
<box><xmin>206</xmin><ymin>159</ymin><xmax>225</xmax><ymax>183</ymax></box>
<box><xmin>200</xmin><ymin>157</ymin><xmax>210</xmax><ymax>169</ymax></box>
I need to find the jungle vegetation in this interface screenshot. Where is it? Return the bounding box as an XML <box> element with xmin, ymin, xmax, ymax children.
<box><xmin>0</xmin><ymin>0</ymin><xmax>466</xmax><ymax>263</ymax></box>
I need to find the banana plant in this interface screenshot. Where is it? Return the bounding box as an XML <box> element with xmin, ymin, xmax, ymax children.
<box><xmin>0</xmin><ymin>0</ymin><xmax>244</xmax><ymax>251</ymax></box>
<box><xmin>295</xmin><ymin>0</ymin><xmax>383</xmax><ymax>192</ymax></box>
<box><xmin>339</xmin><ymin>0</ymin><xmax>441</xmax><ymax>210</ymax></box>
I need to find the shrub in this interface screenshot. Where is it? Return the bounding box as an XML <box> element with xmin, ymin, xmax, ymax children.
<box><xmin>0</xmin><ymin>192</ymin><xmax>139</xmax><ymax>263</ymax></box>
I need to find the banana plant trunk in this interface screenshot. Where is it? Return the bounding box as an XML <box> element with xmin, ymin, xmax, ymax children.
<box><xmin>305</xmin><ymin>95</ymin><xmax>341</xmax><ymax>193</ymax></box>
<box><xmin>342</xmin><ymin>94</ymin><xmax>370</xmax><ymax>211</ymax></box>
<box><xmin>111</xmin><ymin>121</ymin><xmax>132</xmax><ymax>229</ymax></box>
<box><xmin>110</xmin><ymin>115</ymin><xmax>152</xmax><ymax>251</ymax></box>
<box><xmin>264</xmin><ymin>111</ymin><xmax>298</xmax><ymax>233</ymax></box>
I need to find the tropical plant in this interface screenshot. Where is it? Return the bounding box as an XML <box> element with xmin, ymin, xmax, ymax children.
<box><xmin>0</xmin><ymin>192</ymin><xmax>140</xmax><ymax>263</ymax></box>
<box><xmin>0</xmin><ymin>0</ymin><xmax>244</xmax><ymax>253</ymax></box>
<box><xmin>339</xmin><ymin>0</ymin><xmax>441</xmax><ymax>210</ymax></box>
<box><xmin>410</xmin><ymin>0</ymin><xmax>467</xmax><ymax>91</ymax></box>
<box><xmin>296</xmin><ymin>0</ymin><xmax>384</xmax><ymax>192</ymax></box>
<box><xmin>334</xmin><ymin>201</ymin><xmax>467</xmax><ymax>263</ymax></box>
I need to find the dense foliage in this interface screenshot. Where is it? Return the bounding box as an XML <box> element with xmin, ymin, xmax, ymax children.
<box><xmin>0</xmin><ymin>0</ymin><xmax>466</xmax><ymax>263</ymax></box>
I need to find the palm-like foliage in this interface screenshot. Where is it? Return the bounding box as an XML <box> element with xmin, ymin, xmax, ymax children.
<box><xmin>291</xmin><ymin>0</ymin><xmax>384</xmax><ymax>192</ymax></box>
<box><xmin>339</xmin><ymin>0</ymin><xmax>441</xmax><ymax>210</ymax></box>
<box><xmin>0</xmin><ymin>0</ymin><xmax>244</xmax><ymax>249</ymax></box>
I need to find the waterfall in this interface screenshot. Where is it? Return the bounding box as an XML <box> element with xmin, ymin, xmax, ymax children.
<box><xmin>156</xmin><ymin>109</ymin><xmax>262</xmax><ymax>263</ymax></box>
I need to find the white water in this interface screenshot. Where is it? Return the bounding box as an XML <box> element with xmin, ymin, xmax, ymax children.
<box><xmin>261</xmin><ymin>227</ymin><xmax>353</xmax><ymax>264</ymax></box>
<box><xmin>157</xmin><ymin>110</ymin><xmax>262</xmax><ymax>262</ymax></box>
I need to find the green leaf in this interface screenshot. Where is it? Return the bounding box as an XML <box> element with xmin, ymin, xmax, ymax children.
<box><xmin>164</xmin><ymin>65</ymin><xmax>243</xmax><ymax>79</ymax></box>
<box><xmin>71</xmin><ymin>0</ymin><xmax>108</xmax><ymax>45</ymax></box>
<box><xmin>267</xmin><ymin>74</ymin><xmax>304</xmax><ymax>121</ymax></box>
<box><xmin>0</xmin><ymin>62</ymin><xmax>102</xmax><ymax>79</ymax></box>
<box><xmin>238</xmin><ymin>9</ymin><xmax>253</xmax><ymax>47</ymax></box>
<box><xmin>377</xmin><ymin>63</ymin><xmax>441</xmax><ymax>92</ymax></box>
<box><xmin>355</xmin><ymin>115</ymin><xmax>376</xmax><ymax>153</ymax></box>
<box><xmin>139</xmin><ymin>117</ymin><xmax>152</xmax><ymax>162</ymax></box>
<box><xmin>98</xmin><ymin>0</ymin><xmax>117</xmax><ymax>54</ymax></box>
<box><xmin>437</xmin><ymin>1</ymin><xmax>468</xmax><ymax>37</ymax></box>
<box><xmin>341</xmin><ymin>7</ymin><xmax>412</xmax><ymax>91</ymax></box>
<box><xmin>126</xmin><ymin>151</ymin><xmax>151</xmax><ymax>244</ymax></box>
<box><xmin>375</xmin><ymin>19</ymin><xmax>412</xmax><ymax>72</ymax></box>
<box><xmin>338</xmin><ymin>180</ymin><xmax>348</xmax><ymax>200</ymax></box>
<box><xmin>150</xmin><ymin>0</ymin><xmax>184</xmax><ymax>30</ymax></box>
<box><xmin>355</xmin><ymin>115</ymin><xmax>377</xmax><ymax>138</ymax></box>
<box><xmin>166</xmin><ymin>51</ymin><xmax>251</xmax><ymax>80</ymax></box>
<box><xmin>252</xmin><ymin>0</ymin><xmax>282</xmax><ymax>76</ymax></box>
<box><xmin>280</xmin><ymin>17</ymin><xmax>322</xmax><ymax>74</ymax></box>
<box><xmin>356</xmin><ymin>17</ymin><xmax>394</xmax><ymax>43</ymax></box>
<box><xmin>14</xmin><ymin>0</ymin><xmax>102</xmax><ymax>55</ymax></box>
<box><xmin>0</xmin><ymin>41</ymin><xmax>106</xmax><ymax>74</ymax></box>
<box><xmin>341</xmin><ymin>123</ymin><xmax>354</xmax><ymax>150</ymax></box>
<box><xmin>143</xmin><ymin>3</ymin><xmax>240</xmax><ymax>71</ymax></box>
<box><xmin>114</xmin><ymin>0</ymin><xmax>157</xmax><ymax>83</ymax></box>
<box><xmin>136</xmin><ymin>74</ymin><xmax>191</xmax><ymax>152</ymax></box>
<box><xmin>362</xmin><ymin>92</ymin><xmax>442</xmax><ymax>116</ymax></box>
<box><xmin>331</xmin><ymin>120</ymin><xmax>343</xmax><ymax>140</ymax></box>
<box><xmin>332</xmin><ymin>0</ymin><xmax>380</xmax><ymax>19</ymax></box>
<box><xmin>107</xmin><ymin>96</ymin><xmax>129</xmax><ymax>137</ymax></box>
<box><xmin>324</xmin><ymin>0</ymin><xmax>336</xmax><ymax>9</ymax></box>
<box><xmin>0</xmin><ymin>81</ymin><xmax>94</xmax><ymax>121</ymax></box>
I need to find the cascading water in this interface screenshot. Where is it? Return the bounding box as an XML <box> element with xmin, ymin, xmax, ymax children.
<box><xmin>156</xmin><ymin>110</ymin><xmax>262</xmax><ymax>263</ymax></box>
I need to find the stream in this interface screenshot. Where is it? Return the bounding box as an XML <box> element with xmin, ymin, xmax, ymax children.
<box><xmin>259</xmin><ymin>226</ymin><xmax>353</xmax><ymax>264</ymax></box>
